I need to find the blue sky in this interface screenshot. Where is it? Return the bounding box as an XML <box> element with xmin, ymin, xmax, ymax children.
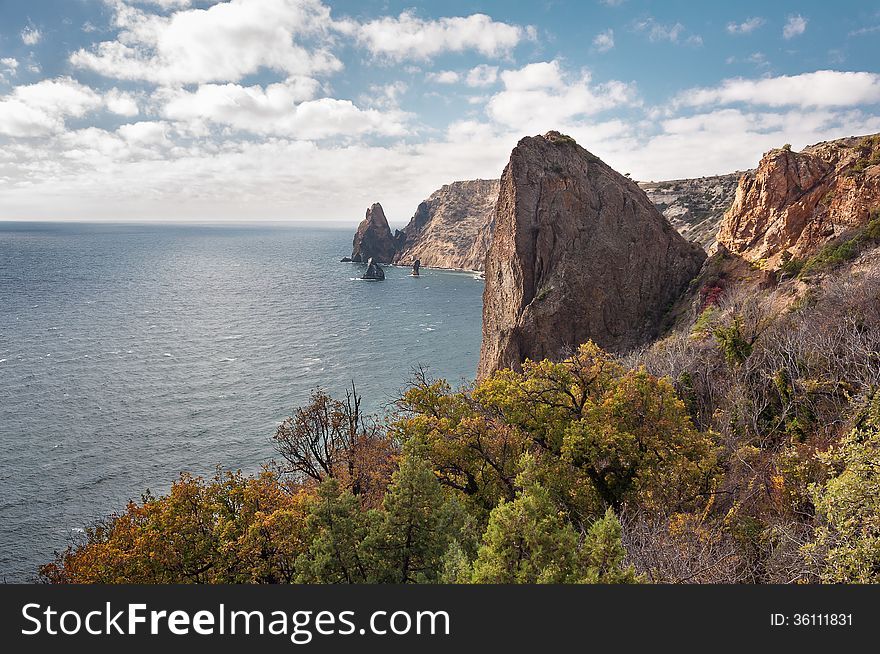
<box><xmin>1</xmin><ymin>0</ymin><xmax>879</xmax><ymax>223</ymax></box>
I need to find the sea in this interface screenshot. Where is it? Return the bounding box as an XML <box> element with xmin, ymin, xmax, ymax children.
<box><xmin>0</xmin><ymin>222</ymin><xmax>485</xmax><ymax>581</ymax></box>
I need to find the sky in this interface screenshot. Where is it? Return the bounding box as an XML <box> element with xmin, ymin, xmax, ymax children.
<box><xmin>1</xmin><ymin>1</ymin><xmax>879</xmax><ymax>224</ymax></box>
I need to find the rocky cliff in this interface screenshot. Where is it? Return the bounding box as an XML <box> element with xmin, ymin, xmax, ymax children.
<box><xmin>478</xmin><ymin>131</ymin><xmax>706</xmax><ymax>378</ymax></box>
<box><xmin>640</xmin><ymin>172</ymin><xmax>744</xmax><ymax>249</ymax></box>
<box><xmin>393</xmin><ymin>179</ymin><xmax>500</xmax><ymax>271</ymax></box>
<box><xmin>717</xmin><ymin>134</ymin><xmax>880</xmax><ymax>265</ymax></box>
<box><xmin>350</xmin><ymin>203</ymin><xmax>399</xmax><ymax>263</ymax></box>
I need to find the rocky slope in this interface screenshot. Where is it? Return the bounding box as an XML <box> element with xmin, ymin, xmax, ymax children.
<box><xmin>350</xmin><ymin>203</ymin><xmax>400</xmax><ymax>263</ymax></box>
<box><xmin>393</xmin><ymin>180</ymin><xmax>499</xmax><ymax>271</ymax></box>
<box><xmin>478</xmin><ymin>131</ymin><xmax>706</xmax><ymax>378</ymax></box>
<box><xmin>640</xmin><ymin>173</ymin><xmax>744</xmax><ymax>249</ymax></box>
<box><xmin>717</xmin><ymin>134</ymin><xmax>880</xmax><ymax>266</ymax></box>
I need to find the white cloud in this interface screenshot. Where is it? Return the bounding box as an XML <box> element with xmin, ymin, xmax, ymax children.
<box><xmin>21</xmin><ymin>26</ymin><xmax>42</xmax><ymax>46</ymax></box>
<box><xmin>159</xmin><ymin>79</ymin><xmax>409</xmax><ymax>139</ymax></box>
<box><xmin>105</xmin><ymin>88</ymin><xmax>140</xmax><ymax>116</ymax></box>
<box><xmin>849</xmin><ymin>25</ymin><xmax>880</xmax><ymax>37</ymax></box>
<box><xmin>634</xmin><ymin>18</ymin><xmax>683</xmax><ymax>43</ymax></box>
<box><xmin>726</xmin><ymin>17</ymin><xmax>765</xmax><ymax>35</ymax></box>
<box><xmin>0</xmin><ymin>78</ymin><xmax>103</xmax><ymax>137</ymax></box>
<box><xmin>677</xmin><ymin>71</ymin><xmax>880</xmax><ymax>108</ymax></box>
<box><xmin>117</xmin><ymin>120</ymin><xmax>170</xmax><ymax>146</ymax></box>
<box><xmin>783</xmin><ymin>14</ymin><xmax>807</xmax><ymax>39</ymax></box>
<box><xmin>349</xmin><ymin>11</ymin><xmax>534</xmax><ymax>62</ymax></box>
<box><xmin>132</xmin><ymin>0</ymin><xmax>192</xmax><ymax>7</ymax></box>
<box><xmin>426</xmin><ymin>70</ymin><xmax>460</xmax><ymax>84</ymax></box>
<box><xmin>465</xmin><ymin>65</ymin><xmax>498</xmax><ymax>87</ymax></box>
<box><xmin>593</xmin><ymin>29</ymin><xmax>615</xmax><ymax>53</ymax></box>
<box><xmin>486</xmin><ymin>61</ymin><xmax>638</xmax><ymax>132</ymax></box>
<box><xmin>626</xmin><ymin>108</ymin><xmax>880</xmax><ymax>180</ymax></box>
<box><xmin>71</xmin><ymin>0</ymin><xmax>342</xmax><ymax>85</ymax></box>
<box><xmin>0</xmin><ymin>58</ymin><xmax>18</xmax><ymax>83</ymax></box>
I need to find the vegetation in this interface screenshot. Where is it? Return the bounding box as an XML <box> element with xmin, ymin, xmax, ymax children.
<box><xmin>779</xmin><ymin>210</ymin><xmax>880</xmax><ymax>279</ymax></box>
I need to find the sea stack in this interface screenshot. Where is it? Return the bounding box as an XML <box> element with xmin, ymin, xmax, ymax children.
<box><xmin>361</xmin><ymin>257</ymin><xmax>385</xmax><ymax>280</ymax></box>
<box><xmin>351</xmin><ymin>203</ymin><xmax>398</xmax><ymax>263</ymax></box>
<box><xmin>478</xmin><ymin>131</ymin><xmax>706</xmax><ymax>378</ymax></box>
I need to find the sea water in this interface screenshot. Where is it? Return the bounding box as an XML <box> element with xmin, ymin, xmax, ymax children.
<box><xmin>0</xmin><ymin>222</ymin><xmax>484</xmax><ymax>581</ymax></box>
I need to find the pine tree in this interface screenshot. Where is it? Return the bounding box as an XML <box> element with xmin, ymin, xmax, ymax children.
<box><xmin>366</xmin><ymin>454</ymin><xmax>460</xmax><ymax>583</ymax></box>
<box><xmin>296</xmin><ymin>479</ymin><xmax>371</xmax><ymax>583</ymax></box>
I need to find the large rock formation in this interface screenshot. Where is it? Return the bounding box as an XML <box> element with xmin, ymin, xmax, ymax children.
<box><xmin>718</xmin><ymin>134</ymin><xmax>880</xmax><ymax>265</ymax></box>
<box><xmin>640</xmin><ymin>172</ymin><xmax>745</xmax><ymax>249</ymax></box>
<box><xmin>478</xmin><ymin>131</ymin><xmax>706</xmax><ymax>378</ymax></box>
<box><xmin>394</xmin><ymin>179</ymin><xmax>500</xmax><ymax>271</ymax></box>
<box><xmin>351</xmin><ymin>203</ymin><xmax>399</xmax><ymax>263</ymax></box>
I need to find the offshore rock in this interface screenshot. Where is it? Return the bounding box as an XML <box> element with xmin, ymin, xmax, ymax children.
<box><xmin>361</xmin><ymin>257</ymin><xmax>385</xmax><ymax>281</ymax></box>
<box><xmin>351</xmin><ymin>203</ymin><xmax>398</xmax><ymax>264</ymax></box>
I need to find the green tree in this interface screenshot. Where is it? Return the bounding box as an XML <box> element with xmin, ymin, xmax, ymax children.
<box><xmin>367</xmin><ymin>454</ymin><xmax>462</xmax><ymax>583</ymax></box>
<box><xmin>470</xmin><ymin>459</ymin><xmax>639</xmax><ymax>584</ymax></box>
<box><xmin>805</xmin><ymin>395</ymin><xmax>880</xmax><ymax>582</ymax></box>
<box><xmin>296</xmin><ymin>479</ymin><xmax>372</xmax><ymax>583</ymax></box>
<box><xmin>561</xmin><ymin>369</ymin><xmax>718</xmax><ymax>512</ymax></box>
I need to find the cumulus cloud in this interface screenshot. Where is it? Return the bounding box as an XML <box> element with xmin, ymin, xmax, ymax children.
<box><xmin>0</xmin><ymin>78</ymin><xmax>103</xmax><ymax>137</ymax></box>
<box><xmin>677</xmin><ymin>71</ymin><xmax>880</xmax><ymax>108</ymax></box>
<box><xmin>348</xmin><ymin>11</ymin><xmax>535</xmax><ymax>62</ymax></box>
<box><xmin>426</xmin><ymin>70</ymin><xmax>460</xmax><ymax>84</ymax></box>
<box><xmin>105</xmin><ymin>88</ymin><xmax>140</xmax><ymax>116</ymax></box>
<box><xmin>726</xmin><ymin>17</ymin><xmax>765</xmax><ymax>35</ymax></box>
<box><xmin>783</xmin><ymin>14</ymin><xmax>808</xmax><ymax>39</ymax></box>
<box><xmin>466</xmin><ymin>65</ymin><xmax>499</xmax><ymax>87</ymax></box>
<box><xmin>159</xmin><ymin>78</ymin><xmax>409</xmax><ymax>139</ymax></box>
<box><xmin>486</xmin><ymin>61</ymin><xmax>638</xmax><ymax>133</ymax></box>
<box><xmin>21</xmin><ymin>26</ymin><xmax>42</xmax><ymax>46</ymax></box>
<box><xmin>593</xmin><ymin>29</ymin><xmax>615</xmax><ymax>53</ymax></box>
<box><xmin>71</xmin><ymin>0</ymin><xmax>342</xmax><ymax>85</ymax></box>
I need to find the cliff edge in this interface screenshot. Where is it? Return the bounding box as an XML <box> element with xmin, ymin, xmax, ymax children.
<box><xmin>394</xmin><ymin>179</ymin><xmax>499</xmax><ymax>271</ymax></box>
<box><xmin>717</xmin><ymin>134</ymin><xmax>880</xmax><ymax>265</ymax></box>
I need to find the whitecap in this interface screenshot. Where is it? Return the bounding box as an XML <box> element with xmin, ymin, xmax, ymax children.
<box><xmin>163</xmin><ymin>353</ymin><xmax>172</xmax><ymax>357</ymax></box>
<box><xmin>0</xmin><ymin>359</ymin><xmax>5</xmax><ymax>363</ymax></box>
<box><xmin>220</xmin><ymin>357</ymin><xmax>237</xmax><ymax>362</ymax></box>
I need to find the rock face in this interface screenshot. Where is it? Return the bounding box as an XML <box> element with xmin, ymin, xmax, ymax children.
<box><xmin>351</xmin><ymin>203</ymin><xmax>398</xmax><ymax>263</ymax></box>
<box><xmin>394</xmin><ymin>179</ymin><xmax>500</xmax><ymax>271</ymax></box>
<box><xmin>361</xmin><ymin>257</ymin><xmax>385</xmax><ymax>280</ymax></box>
<box><xmin>717</xmin><ymin>134</ymin><xmax>880</xmax><ymax>265</ymax></box>
<box><xmin>478</xmin><ymin>131</ymin><xmax>707</xmax><ymax>378</ymax></box>
<box><xmin>640</xmin><ymin>172</ymin><xmax>744</xmax><ymax>249</ymax></box>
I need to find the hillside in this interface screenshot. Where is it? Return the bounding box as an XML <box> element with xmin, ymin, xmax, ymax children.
<box><xmin>640</xmin><ymin>172</ymin><xmax>744</xmax><ymax>249</ymax></box>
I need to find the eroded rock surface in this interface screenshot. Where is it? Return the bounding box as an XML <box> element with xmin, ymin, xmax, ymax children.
<box><xmin>478</xmin><ymin>131</ymin><xmax>706</xmax><ymax>377</ymax></box>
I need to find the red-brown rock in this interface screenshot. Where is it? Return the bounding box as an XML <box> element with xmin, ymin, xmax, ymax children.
<box><xmin>478</xmin><ymin>131</ymin><xmax>706</xmax><ymax>378</ymax></box>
